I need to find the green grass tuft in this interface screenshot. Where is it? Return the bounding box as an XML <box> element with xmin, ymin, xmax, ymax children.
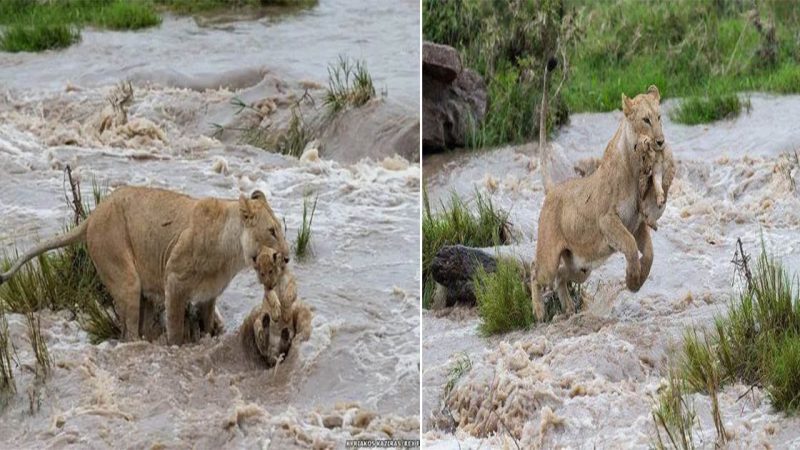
<box><xmin>474</xmin><ymin>258</ymin><xmax>533</xmax><ymax>335</ymax></box>
<box><xmin>0</xmin><ymin>0</ymin><xmax>316</xmax><ymax>52</ymax></box>
<box><xmin>766</xmin><ymin>333</ymin><xmax>800</xmax><ymax>412</ymax></box>
<box><xmin>294</xmin><ymin>193</ymin><xmax>318</xmax><ymax>259</ymax></box>
<box><xmin>443</xmin><ymin>352</ymin><xmax>472</xmax><ymax>398</ymax></box>
<box><xmin>277</xmin><ymin>108</ymin><xmax>310</xmax><ymax>158</ymax></box>
<box><xmin>655</xmin><ymin>244</ymin><xmax>800</xmax><ymax>442</ymax></box>
<box><xmin>97</xmin><ymin>2</ymin><xmax>162</xmax><ymax>30</ymax></box>
<box><xmin>0</xmin><ymin>185</ymin><xmax>120</xmax><ymax>344</ymax></box>
<box><xmin>0</xmin><ymin>310</ymin><xmax>14</xmax><ymax>396</ymax></box>
<box><xmin>0</xmin><ymin>22</ymin><xmax>80</xmax><ymax>53</ymax></box>
<box><xmin>652</xmin><ymin>368</ymin><xmax>697</xmax><ymax>450</ymax></box>
<box><xmin>671</xmin><ymin>94</ymin><xmax>750</xmax><ymax>125</ymax></box>
<box><xmin>324</xmin><ymin>55</ymin><xmax>376</xmax><ymax>115</ymax></box>
<box><xmin>25</xmin><ymin>312</ymin><xmax>51</xmax><ymax>378</ymax></box>
<box><xmin>422</xmin><ymin>188</ymin><xmax>511</xmax><ymax>309</ymax></box>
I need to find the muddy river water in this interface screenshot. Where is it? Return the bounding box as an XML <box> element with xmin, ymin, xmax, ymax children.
<box><xmin>0</xmin><ymin>2</ymin><xmax>420</xmax><ymax>448</ymax></box>
<box><xmin>423</xmin><ymin>94</ymin><xmax>800</xmax><ymax>448</ymax></box>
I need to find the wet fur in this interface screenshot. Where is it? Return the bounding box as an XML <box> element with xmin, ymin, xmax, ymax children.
<box><xmin>0</xmin><ymin>186</ymin><xmax>290</xmax><ymax>345</ymax></box>
<box><xmin>531</xmin><ymin>85</ymin><xmax>674</xmax><ymax>321</ymax></box>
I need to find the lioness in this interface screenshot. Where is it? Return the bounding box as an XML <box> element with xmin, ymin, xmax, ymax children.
<box><xmin>0</xmin><ymin>186</ymin><xmax>290</xmax><ymax>345</ymax></box>
<box><xmin>531</xmin><ymin>85</ymin><xmax>672</xmax><ymax>321</ymax></box>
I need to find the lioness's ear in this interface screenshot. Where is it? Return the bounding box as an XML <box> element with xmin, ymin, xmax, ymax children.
<box><xmin>647</xmin><ymin>85</ymin><xmax>660</xmax><ymax>101</ymax></box>
<box><xmin>621</xmin><ymin>94</ymin><xmax>634</xmax><ymax>117</ymax></box>
<box><xmin>239</xmin><ymin>195</ymin><xmax>255</xmax><ymax>223</ymax></box>
<box><xmin>251</xmin><ymin>190</ymin><xmax>267</xmax><ymax>203</ymax></box>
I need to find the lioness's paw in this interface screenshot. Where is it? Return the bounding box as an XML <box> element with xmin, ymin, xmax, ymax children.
<box><xmin>626</xmin><ymin>263</ymin><xmax>642</xmax><ymax>292</ymax></box>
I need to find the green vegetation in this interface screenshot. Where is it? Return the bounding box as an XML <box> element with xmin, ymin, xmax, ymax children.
<box><xmin>422</xmin><ymin>189</ymin><xmax>511</xmax><ymax>309</ymax></box>
<box><xmin>156</xmin><ymin>0</ymin><xmax>317</xmax><ymax>15</ymax></box>
<box><xmin>277</xmin><ymin>108</ymin><xmax>310</xmax><ymax>157</ymax></box>
<box><xmin>294</xmin><ymin>193</ymin><xmax>318</xmax><ymax>259</ymax></box>
<box><xmin>423</xmin><ymin>0</ymin><xmax>574</xmax><ymax>147</ymax></box>
<box><xmin>0</xmin><ymin>0</ymin><xmax>160</xmax><ymax>52</ymax></box>
<box><xmin>25</xmin><ymin>312</ymin><xmax>52</xmax><ymax>378</ymax></box>
<box><xmin>474</xmin><ymin>258</ymin><xmax>533</xmax><ymax>335</ymax></box>
<box><xmin>671</xmin><ymin>94</ymin><xmax>750</xmax><ymax>125</ymax></box>
<box><xmin>324</xmin><ymin>56</ymin><xmax>376</xmax><ymax>115</ymax></box>
<box><xmin>0</xmin><ymin>182</ymin><xmax>120</xmax><ymax>344</ymax></box>
<box><xmin>653</xmin><ymin>245</ymin><xmax>800</xmax><ymax>445</ymax></box>
<box><xmin>652</xmin><ymin>368</ymin><xmax>697</xmax><ymax>450</ymax></box>
<box><xmin>423</xmin><ymin>0</ymin><xmax>800</xmax><ymax>142</ymax></box>
<box><xmin>444</xmin><ymin>352</ymin><xmax>472</xmax><ymax>398</ymax></box>
<box><xmin>0</xmin><ymin>310</ymin><xmax>14</xmax><ymax>396</ymax></box>
<box><xmin>0</xmin><ymin>0</ymin><xmax>316</xmax><ymax>52</ymax></box>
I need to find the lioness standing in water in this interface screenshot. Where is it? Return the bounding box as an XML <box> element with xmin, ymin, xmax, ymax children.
<box><xmin>0</xmin><ymin>187</ymin><xmax>290</xmax><ymax>345</ymax></box>
<box><xmin>531</xmin><ymin>85</ymin><xmax>673</xmax><ymax>321</ymax></box>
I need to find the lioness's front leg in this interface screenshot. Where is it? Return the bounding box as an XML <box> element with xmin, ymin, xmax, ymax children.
<box><xmin>634</xmin><ymin>222</ymin><xmax>653</xmax><ymax>289</ymax></box>
<box><xmin>598</xmin><ymin>212</ymin><xmax>641</xmax><ymax>292</ymax></box>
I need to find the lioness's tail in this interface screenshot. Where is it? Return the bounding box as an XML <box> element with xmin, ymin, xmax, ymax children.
<box><xmin>0</xmin><ymin>220</ymin><xmax>89</xmax><ymax>285</ymax></box>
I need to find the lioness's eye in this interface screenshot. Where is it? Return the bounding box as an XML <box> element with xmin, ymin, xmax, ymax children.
<box><xmin>643</xmin><ymin>117</ymin><xmax>651</xmax><ymax>125</ymax></box>
<box><xmin>270</xmin><ymin>227</ymin><xmax>276</xmax><ymax>237</ymax></box>
<box><xmin>658</xmin><ymin>114</ymin><xmax>661</xmax><ymax>121</ymax></box>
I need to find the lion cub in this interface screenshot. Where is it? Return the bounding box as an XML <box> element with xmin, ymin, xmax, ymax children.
<box><xmin>255</xmin><ymin>247</ymin><xmax>287</xmax><ymax>320</ymax></box>
<box><xmin>635</xmin><ymin>135</ymin><xmax>674</xmax><ymax>230</ymax></box>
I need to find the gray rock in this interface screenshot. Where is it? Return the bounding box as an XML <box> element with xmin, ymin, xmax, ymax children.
<box><xmin>431</xmin><ymin>245</ymin><xmax>497</xmax><ymax>306</ymax></box>
<box><xmin>422</xmin><ymin>42</ymin><xmax>462</xmax><ymax>83</ymax></box>
<box><xmin>422</xmin><ymin>41</ymin><xmax>488</xmax><ymax>152</ymax></box>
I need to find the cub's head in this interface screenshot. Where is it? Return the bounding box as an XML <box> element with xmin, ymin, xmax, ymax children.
<box><xmin>255</xmin><ymin>247</ymin><xmax>286</xmax><ymax>290</ymax></box>
<box><xmin>622</xmin><ymin>85</ymin><xmax>665</xmax><ymax>151</ymax></box>
<box><xmin>239</xmin><ymin>190</ymin><xmax>290</xmax><ymax>266</ymax></box>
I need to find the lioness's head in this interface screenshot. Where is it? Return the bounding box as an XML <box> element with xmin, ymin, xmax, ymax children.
<box><xmin>622</xmin><ymin>85</ymin><xmax>665</xmax><ymax>150</ymax></box>
<box><xmin>255</xmin><ymin>247</ymin><xmax>286</xmax><ymax>290</ymax></box>
<box><xmin>239</xmin><ymin>190</ymin><xmax>290</xmax><ymax>267</ymax></box>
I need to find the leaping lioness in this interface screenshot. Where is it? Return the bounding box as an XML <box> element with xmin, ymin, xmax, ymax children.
<box><xmin>0</xmin><ymin>186</ymin><xmax>290</xmax><ymax>345</ymax></box>
<box><xmin>531</xmin><ymin>85</ymin><xmax>673</xmax><ymax>321</ymax></box>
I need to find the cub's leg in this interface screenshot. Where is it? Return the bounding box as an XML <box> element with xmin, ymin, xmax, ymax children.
<box><xmin>653</xmin><ymin>161</ymin><xmax>666</xmax><ymax>207</ymax></box>
<box><xmin>598</xmin><ymin>212</ymin><xmax>641</xmax><ymax>292</ymax></box>
<box><xmin>634</xmin><ymin>222</ymin><xmax>654</xmax><ymax>289</ymax></box>
<box><xmin>86</xmin><ymin>212</ymin><xmax>142</xmax><ymax>341</ymax></box>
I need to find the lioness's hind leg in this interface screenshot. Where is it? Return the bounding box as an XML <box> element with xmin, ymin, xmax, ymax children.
<box><xmin>90</xmin><ymin>256</ymin><xmax>141</xmax><ymax>341</ymax></box>
<box><xmin>87</xmin><ymin>216</ymin><xmax>142</xmax><ymax>341</ymax></box>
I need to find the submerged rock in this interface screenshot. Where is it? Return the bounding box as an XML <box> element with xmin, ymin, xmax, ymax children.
<box><xmin>422</xmin><ymin>41</ymin><xmax>488</xmax><ymax>152</ymax></box>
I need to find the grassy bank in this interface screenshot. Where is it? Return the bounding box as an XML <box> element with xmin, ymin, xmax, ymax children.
<box><xmin>0</xmin><ymin>0</ymin><xmax>316</xmax><ymax>52</ymax></box>
<box><xmin>422</xmin><ymin>189</ymin><xmax>511</xmax><ymax>309</ymax></box>
<box><xmin>423</xmin><ymin>0</ymin><xmax>800</xmax><ymax>145</ymax></box>
<box><xmin>652</xmin><ymin>246</ymin><xmax>800</xmax><ymax>445</ymax></box>
<box><xmin>0</xmin><ymin>183</ymin><xmax>118</xmax><ymax>344</ymax></box>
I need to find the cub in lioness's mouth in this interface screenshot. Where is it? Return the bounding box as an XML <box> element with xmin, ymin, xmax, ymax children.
<box><xmin>0</xmin><ymin>186</ymin><xmax>290</xmax><ymax>345</ymax></box>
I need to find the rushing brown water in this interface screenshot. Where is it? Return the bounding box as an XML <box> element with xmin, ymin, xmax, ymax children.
<box><xmin>0</xmin><ymin>2</ymin><xmax>420</xmax><ymax>448</ymax></box>
<box><xmin>423</xmin><ymin>94</ymin><xmax>800</xmax><ymax>448</ymax></box>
